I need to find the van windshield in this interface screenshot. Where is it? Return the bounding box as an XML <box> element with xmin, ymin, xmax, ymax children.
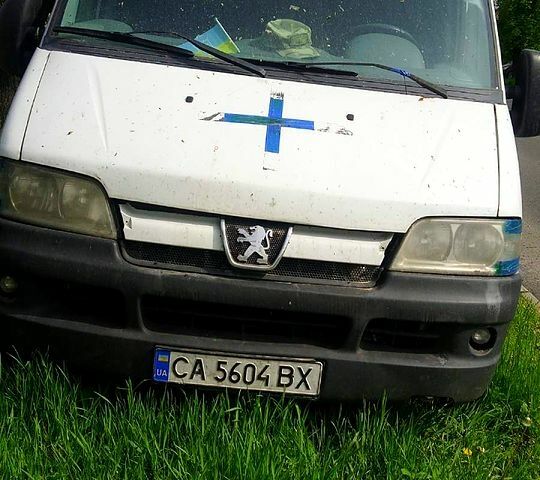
<box><xmin>57</xmin><ymin>0</ymin><xmax>497</xmax><ymax>90</ymax></box>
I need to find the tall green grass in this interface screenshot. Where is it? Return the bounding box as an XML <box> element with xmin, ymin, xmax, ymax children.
<box><xmin>1</xmin><ymin>298</ymin><xmax>539</xmax><ymax>479</ymax></box>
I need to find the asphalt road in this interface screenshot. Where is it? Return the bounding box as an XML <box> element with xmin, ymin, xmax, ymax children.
<box><xmin>517</xmin><ymin>136</ymin><xmax>540</xmax><ymax>297</ymax></box>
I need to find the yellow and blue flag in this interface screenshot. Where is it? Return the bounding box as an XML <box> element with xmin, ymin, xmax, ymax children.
<box><xmin>180</xmin><ymin>18</ymin><xmax>239</xmax><ymax>56</ymax></box>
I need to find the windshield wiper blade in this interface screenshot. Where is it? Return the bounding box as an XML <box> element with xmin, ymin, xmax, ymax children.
<box><xmin>54</xmin><ymin>26</ymin><xmax>266</xmax><ymax>78</ymax></box>
<box><xmin>128</xmin><ymin>30</ymin><xmax>266</xmax><ymax>78</ymax></box>
<box><xmin>53</xmin><ymin>26</ymin><xmax>196</xmax><ymax>58</ymax></box>
<box><xmin>238</xmin><ymin>58</ymin><xmax>358</xmax><ymax>77</ymax></box>
<box><xmin>258</xmin><ymin>59</ymin><xmax>447</xmax><ymax>98</ymax></box>
<box><xmin>299</xmin><ymin>61</ymin><xmax>448</xmax><ymax>98</ymax></box>
<box><xmin>241</xmin><ymin>59</ymin><xmax>447</xmax><ymax>98</ymax></box>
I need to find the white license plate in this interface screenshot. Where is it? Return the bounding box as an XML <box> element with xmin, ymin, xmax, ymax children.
<box><xmin>153</xmin><ymin>348</ymin><xmax>323</xmax><ymax>397</ymax></box>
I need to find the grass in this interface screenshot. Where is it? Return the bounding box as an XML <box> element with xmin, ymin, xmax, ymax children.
<box><xmin>0</xmin><ymin>298</ymin><xmax>539</xmax><ymax>479</ymax></box>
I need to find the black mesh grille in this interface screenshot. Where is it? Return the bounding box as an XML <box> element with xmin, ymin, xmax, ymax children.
<box><xmin>122</xmin><ymin>241</ymin><xmax>381</xmax><ymax>287</ymax></box>
<box><xmin>125</xmin><ymin>242</ymin><xmax>229</xmax><ymax>270</ymax></box>
<box><xmin>275</xmin><ymin>259</ymin><xmax>377</xmax><ymax>283</ymax></box>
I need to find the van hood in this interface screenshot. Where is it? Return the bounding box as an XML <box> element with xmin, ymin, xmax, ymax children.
<box><xmin>21</xmin><ymin>50</ymin><xmax>499</xmax><ymax>232</ymax></box>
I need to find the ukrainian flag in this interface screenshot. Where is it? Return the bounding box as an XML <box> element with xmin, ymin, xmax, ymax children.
<box><xmin>157</xmin><ymin>353</ymin><xmax>169</xmax><ymax>363</ymax></box>
<box><xmin>180</xmin><ymin>18</ymin><xmax>239</xmax><ymax>56</ymax></box>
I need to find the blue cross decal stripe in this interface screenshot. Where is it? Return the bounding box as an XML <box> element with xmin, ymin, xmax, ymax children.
<box><xmin>221</xmin><ymin>94</ymin><xmax>315</xmax><ymax>154</ymax></box>
<box><xmin>200</xmin><ymin>94</ymin><xmax>353</xmax><ymax>153</ymax></box>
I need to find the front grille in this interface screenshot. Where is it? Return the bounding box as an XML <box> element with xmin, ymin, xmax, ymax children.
<box><xmin>141</xmin><ymin>296</ymin><xmax>352</xmax><ymax>348</ymax></box>
<box><xmin>360</xmin><ymin>319</ymin><xmax>453</xmax><ymax>353</ymax></box>
<box><xmin>122</xmin><ymin>241</ymin><xmax>381</xmax><ymax>287</ymax></box>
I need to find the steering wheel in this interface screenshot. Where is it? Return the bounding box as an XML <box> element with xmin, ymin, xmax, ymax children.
<box><xmin>349</xmin><ymin>23</ymin><xmax>422</xmax><ymax>52</ymax></box>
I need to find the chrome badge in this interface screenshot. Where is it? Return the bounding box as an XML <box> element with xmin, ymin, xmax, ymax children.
<box><xmin>236</xmin><ymin>226</ymin><xmax>273</xmax><ymax>265</ymax></box>
<box><xmin>221</xmin><ymin>220</ymin><xmax>292</xmax><ymax>271</ymax></box>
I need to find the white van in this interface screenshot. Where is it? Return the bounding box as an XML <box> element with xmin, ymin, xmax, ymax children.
<box><xmin>0</xmin><ymin>0</ymin><xmax>539</xmax><ymax>402</ymax></box>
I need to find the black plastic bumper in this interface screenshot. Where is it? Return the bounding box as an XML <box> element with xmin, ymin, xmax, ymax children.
<box><xmin>0</xmin><ymin>218</ymin><xmax>521</xmax><ymax>402</ymax></box>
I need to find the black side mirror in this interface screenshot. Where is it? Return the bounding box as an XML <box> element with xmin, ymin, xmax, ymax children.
<box><xmin>507</xmin><ymin>49</ymin><xmax>540</xmax><ymax>138</ymax></box>
<box><xmin>0</xmin><ymin>0</ymin><xmax>53</xmax><ymax>76</ymax></box>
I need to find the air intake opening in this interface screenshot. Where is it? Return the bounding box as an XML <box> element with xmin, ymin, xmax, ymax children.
<box><xmin>360</xmin><ymin>318</ymin><xmax>452</xmax><ymax>353</ymax></box>
<box><xmin>141</xmin><ymin>296</ymin><xmax>352</xmax><ymax>349</ymax></box>
<box><xmin>0</xmin><ymin>274</ymin><xmax>127</xmax><ymax>329</ymax></box>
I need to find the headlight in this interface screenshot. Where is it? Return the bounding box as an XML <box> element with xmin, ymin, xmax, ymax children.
<box><xmin>0</xmin><ymin>159</ymin><xmax>116</xmax><ymax>239</ymax></box>
<box><xmin>390</xmin><ymin>218</ymin><xmax>521</xmax><ymax>276</ymax></box>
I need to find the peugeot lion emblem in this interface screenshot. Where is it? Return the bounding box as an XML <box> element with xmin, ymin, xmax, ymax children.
<box><xmin>236</xmin><ymin>226</ymin><xmax>273</xmax><ymax>265</ymax></box>
<box><xmin>221</xmin><ymin>219</ymin><xmax>292</xmax><ymax>271</ymax></box>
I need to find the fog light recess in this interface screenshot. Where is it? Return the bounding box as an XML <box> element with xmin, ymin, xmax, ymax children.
<box><xmin>0</xmin><ymin>276</ymin><xmax>18</xmax><ymax>295</ymax></box>
<box><xmin>469</xmin><ymin>328</ymin><xmax>497</xmax><ymax>353</ymax></box>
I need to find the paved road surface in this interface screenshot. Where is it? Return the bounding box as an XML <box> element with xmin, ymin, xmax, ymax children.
<box><xmin>517</xmin><ymin>137</ymin><xmax>540</xmax><ymax>297</ymax></box>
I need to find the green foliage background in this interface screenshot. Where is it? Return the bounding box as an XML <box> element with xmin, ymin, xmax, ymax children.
<box><xmin>498</xmin><ymin>0</ymin><xmax>540</xmax><ymax>62</ymax></box>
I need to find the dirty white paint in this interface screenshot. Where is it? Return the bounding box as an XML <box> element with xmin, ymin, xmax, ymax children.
<box><xmin>0</xmin><ymin>49</ymin><xmax>50</xmax><ymax>160</ymax></box>
<box><xmin>4</xmin><ymin>49</ymin><xmax>510</xmax><ymax>232</ymax></box>
<box><xmin>284</xmin><ymin>225</ymin><xmax>392</xmax><ymax>265</ymax></box>
<box><xmin>120</xmin><ymin>203</ymin><xmax>224</xmax><ymax>251</ymax></box>
<box><xmin>495</xmin><ymin>105</ymin><xmax>522</xmax><ymax>218</ymax></box>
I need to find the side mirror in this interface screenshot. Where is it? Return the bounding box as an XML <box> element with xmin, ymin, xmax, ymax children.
<box><xmin>508</xmin><ymin>49</ymin><xmax>540</xmax><ymax>138</ymax></box>
<box><xmin>0</xmin><ymin>0</ymin><xmax>53</xmax><ymax>76</ymax></box>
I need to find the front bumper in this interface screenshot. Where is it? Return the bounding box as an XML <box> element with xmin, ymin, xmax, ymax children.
<box><xmin>1</xmin><ymin>218</ymin><xmax>521</xmax><ymax>402</ymax></box>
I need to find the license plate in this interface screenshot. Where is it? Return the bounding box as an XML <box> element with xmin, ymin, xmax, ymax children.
<box><xmin>153</xmin><ymin>348</ymin><xmax>323</xmax><ymax>397</ymax></box>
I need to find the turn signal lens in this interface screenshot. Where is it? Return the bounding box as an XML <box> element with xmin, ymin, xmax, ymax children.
<box><xmin>391</xmin><ymin>218</ymin><xmax>521</xmax><ymax>276</ymax></box>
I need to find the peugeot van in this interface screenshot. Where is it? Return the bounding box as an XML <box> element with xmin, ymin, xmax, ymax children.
<box><xmin>1</xmin><ymin>0</ymin><xmax>539</xmax><ymax>402</ymax></box>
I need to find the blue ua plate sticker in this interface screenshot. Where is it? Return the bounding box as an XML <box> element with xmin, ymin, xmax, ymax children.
<box><xmin>153</xmin><ymin>349</ymin><xmax>170</xmax><ymax>382</ymax></box>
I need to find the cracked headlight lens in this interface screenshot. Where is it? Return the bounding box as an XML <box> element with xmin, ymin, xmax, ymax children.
<box><xmin>1</xmin><ymin>159</ymin><xmax>115</xmax><ymax>239</ymax></box>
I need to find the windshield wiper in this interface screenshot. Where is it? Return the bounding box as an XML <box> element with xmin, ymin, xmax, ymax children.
<box><xmin>53</xmin><ymin>26</ymin><xmax>266</xmax><ymax>78</ymax></box>
<box><xmin>238</xmin><ymin>58</ymin><xmax>360</xmax><ymax>77</ymax></box>
<box><xmin>296</xmin><ymin>61</ymin><xmax>448</xmax><ymax>99</ymax></box>
<box><xmin>54</xmin><ymin>26</ymin><xmax>196</xmax><ymax>57</ymax></box>
<box><xmin>128</xmin><ymin>30</ymin><xmax>266</xmax><ymax>78</ymax></box>
<box><xmin>246</xmin><ymin>58</ymin><xmax>447</xmax><ymax>99</ymax></box>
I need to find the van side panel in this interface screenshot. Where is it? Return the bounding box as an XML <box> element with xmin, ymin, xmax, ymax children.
<box><xmin>495</xmin><ymin>105</ymin><xmax>522</xmax><ymax>218</ymax></box>
<box><xmin>0</xmin><ymin>49</ymin><xmax>50</xmax><ymax>160</ymax></box>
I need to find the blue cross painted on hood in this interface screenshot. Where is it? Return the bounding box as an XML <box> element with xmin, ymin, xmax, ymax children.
<box><xmin>200</xmin><ymin>93</ymin><xmax>353</xmax><ymax>154</ymax></box>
